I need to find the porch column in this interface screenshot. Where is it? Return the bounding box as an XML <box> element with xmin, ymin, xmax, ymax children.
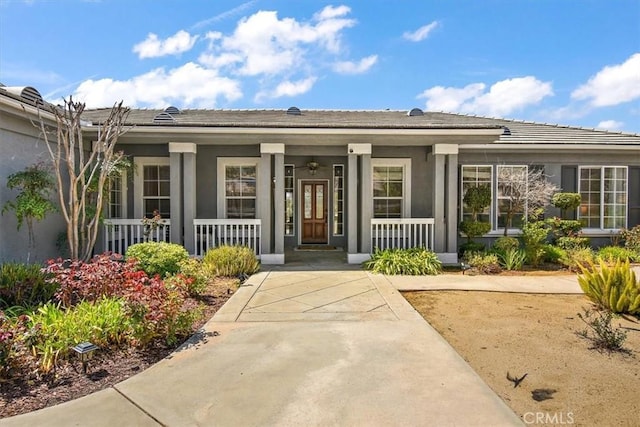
<box><xmin>169</xmin><ymin>150</ymin><xmax>182</xmax><ymax>245</ymax></box>
<box><xmin>446</xmin><ymin>151</ymin><xmax>459</xmax><ymax>255</ymax></box>
<box><xmin>259</xmin><ymin>143</ymin><xmax>285</xmax><ymax>264</ymax></box>
<box><xmin>183</xmin><ymin>148</ymin><xmax>197</xmax><ymax>254</ymax></box>
<box><xmin>347</xmin><ymin>143</ymin><xmax>372</xmax><ymax>264</ymax></box>
<box><xmin>433</xmin><ymin>144</ymin><xmax>459</xmax><ymax>263</ymax></box>
<box><xmin>360</xmin><ymin>152</ymin><xmax>372</xmax><ymax>253</ymax></box>
<box><xmin>347</xmin><ymin>152</ymin><xmax>358</xmax><ymax>256</ymax></box>
<box><xmin>169</xmin><ymin>143</ymin><xmax>197</xmax><ymax>251</ymax></box>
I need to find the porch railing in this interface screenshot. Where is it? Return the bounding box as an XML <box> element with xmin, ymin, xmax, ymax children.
<box><xmin>103</xmin><ymin>219</ymin><xmax>171</xmax><ymax>254</ymax></box>
<box><xmin>371</xmin><ymin>218</ymin><xmax>435</xmax><ymax>251</ymax></box>
<box><xmin>193</xmin><ymin>219</ymin><xmax>262</xmax><ymax>257</ymax></box>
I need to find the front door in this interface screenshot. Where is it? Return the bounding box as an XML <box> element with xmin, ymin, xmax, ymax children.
<box><xmin>301</xmin><ymin>181</ymin><xmax>328</xmax><ymax>244</ymax></box>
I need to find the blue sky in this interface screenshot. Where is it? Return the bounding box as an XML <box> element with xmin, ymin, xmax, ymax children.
<box><xmin>1</xmin><ymin>0</ymin><xmax>639</xmax><ymax>133</ymax></box>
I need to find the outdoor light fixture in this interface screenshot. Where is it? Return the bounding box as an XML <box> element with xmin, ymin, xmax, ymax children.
<box><xmin>307</xmin><ymin>160</ymin><xmax>319</xmax><ymax>175</ymax></box>
<box><xmin>72</xmin><ymin>342</ymin><xmax>99</xmax><ymax>374</ymax></box>
<box><xmin>460</xmin><ymin>262</ymin><xmax>470</xmax><ymax>275</ymax></box>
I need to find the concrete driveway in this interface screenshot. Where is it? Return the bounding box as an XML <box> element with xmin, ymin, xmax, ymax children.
<box><xmin>2</xmin><ymin>266</ymin><xmax>524</xmax><ymax>427</ymax></box>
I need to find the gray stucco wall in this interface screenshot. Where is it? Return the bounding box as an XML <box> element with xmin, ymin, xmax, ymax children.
<box><xmin>0</xmin><ymin>114</ymin><xmax>66</xmax><ymax>263</ymax></box>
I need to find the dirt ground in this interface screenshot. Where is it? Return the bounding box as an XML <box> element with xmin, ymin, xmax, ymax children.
<box><xmin>403</xmin><ymin>291</ymin><xmax>640</xmax><ymax>427</ymax></box>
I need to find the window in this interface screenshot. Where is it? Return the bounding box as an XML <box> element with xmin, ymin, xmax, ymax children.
<box><xmin>285</xmin><ymin>165</ymin><xmax>294</xmax><ymax>235</ymax></box>
<box><xmin>460</xmin><ymin>166</ymin><xmax>492</xmax><ymax>223</ymax></box>
<box><xmin>134</xmin><ymin>157</ymin><xmax>170</xmax><ymax>219</ymax></box>
<box><xmin>579</xmin><ymin>166</ymin><xmax>627</xmax><ymax>229</ymax></box>
<box><xmin>497</xmin><ymin>165</ymin><xmax>527</xmax><ymax>229</ymax></box>
<box><xmin>333</xmin><ymin>165</ymin><xmax>344</xmax><ymax>235</ymax></box>
<box><xmin>107</xmin><ymin>171</ymin><xmax>127</xmax><ymax>218</ymax></box>
<box><xmin>217</xmin><ymin>158</ymin><xmax>258</xmax><ymax>219</ymax></box>
<box><xmin>372</xmin><ymin>159</ymin><xmax>411</xmax><ymax>219</ymax></box>
<box><xmin>460</xmin><ymin>164</ymin><xmax>536</xmax><ymax>232</ymax></box>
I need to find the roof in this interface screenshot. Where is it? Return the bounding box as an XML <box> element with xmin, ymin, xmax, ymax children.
<box><xmin>80</xmin><ymin>108</ymin><xmax>503</xmax><ymax>130</ymax></box>
<box><xmin>79</xmin><ymin>107</ymin><xmax>640</xmax><ymax>145</ymax></box>
<box><xmin>2</xmin><ymin>85</ymin><xmax>639</xmax><ymax>145</ymax></box>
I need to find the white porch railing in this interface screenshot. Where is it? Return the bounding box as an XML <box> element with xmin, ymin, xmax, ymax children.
<box><xmin>103</xmin><ymin>219</ymin><xmax>171</xmax><ymax>254</ymax></box>
<box><xmin>371</xmin><ymin>218</ymin><xmax>435</xmax><ymax>251</ymax></box>
<box><xmin>194</xmin><ymin>219</ymin><xmax>262</xmax><ymax>257</ymax></box>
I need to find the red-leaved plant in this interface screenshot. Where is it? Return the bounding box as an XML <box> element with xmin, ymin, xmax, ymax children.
<box><xmin>43</xmin><ymin>253</ymin><xmax>196</xmax><ymax>346</ymax></box>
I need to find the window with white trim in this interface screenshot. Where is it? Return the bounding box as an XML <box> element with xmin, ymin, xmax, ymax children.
<box><xmin>372</xmin><ymin>159</ymin><xmax>411</xmax><ymax>218</ymax></box>
<box><xmin>285</xmin><ymin>164</ymin><xmax>294</xmax><ymax>235</ymax></box>
<box><xmin>134</xmin><ymin>157</ymin><xmax>170</xmax><ymax>218</ymax></box>
<box><xmin>497</xmin><ymin>165</ymin><xmax>527</xmax><ymax>230</ymax></box>
<box><xmin>107</xmin><ymin>171</ymin><xmax>127</xmax><ymax>218</ymax></box>
<box><xmin>333</xmin><ymin>164</ymin><xmax>344</xmax><ymax>235</ymax></box>
<box><xmin>460</xmin><ymin>165</ymin><xmax>492</xmax><ymax>223</ymax></box>
<box><xmin>578</xmin><ymin>166</ymin><xmax>627</xmax><ymax>229</ymax></box>
<box><xmin>460</xmin><ymin>164</ymin><xmax>534</xmax><ymax>232</ymax></box>
<box><xmin>217</xmin><ymin>158</ymin><xmax>258</xmax><ymax>219</ymax></box>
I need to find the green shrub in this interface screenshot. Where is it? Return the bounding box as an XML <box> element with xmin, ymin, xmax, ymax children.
<box><xmin>459</xmin><ymin>241</ymin><xmax>485</xmax><ymax>256</ymax></box>
<box><xmin>543</xmin><ymin>244</ymin><xmax>566</xmax><ymax>264</ymax></box>
<box><xmin>620</xmin><ymin>225</ymin><xmax>640</xmax><ymax>253</ymax></box>
<box><xmin>521</xmin><ymin>221</ymin><xmax>549</xmax><ymax>267</ymax></box>
<box><xmin>597</xmin><ymin>246</ymin><xmax>639</xmax><ymax>263</ymax></box>
<box><xmin>0</xmin><ymin>263</ymin><xmax>57</xmax><ymax>309</ymax></box>
<box><xmin>547</xmin><ymin>217</ymin><xmax>583</xmax><ymax>240</ymax></box>
<box><xmin>459</xmin><ymin>220</ymin><xmax>491</xmax><ymax>241</ymax></box>
<box><xmin>463</xmin><ymin>251</ymin><xmax>501</xmax><ymax>274</ymax></box>
<box><xmin>577</xmin><ymin>307</ymin><xmax>628</xmax><ymax>352</ymax></box>
<box><xmin>560</xmin><ymin>247</ymin><xmax>594</xmax><ymax>272</ymax></box>
<box><xmin>126</xmin><ymin>242</ymin><xmax>189</xmax><ymax>277</ymax></box>
<box><xmin>176</xmin><ymin>258</ymin><xmax>210</xmax><ymax>296</ymax></box>
<box><xmin>492</xmin><ymin>237</ymin><xmax>520</xmax><ymax>252</ymax></box>
<box><xmin>0</xmin><ymin>311</ymin><xmax>28</xmax><ymax>378</ymax></box>
<box><xmin>578</xmin><ymin>259</ymin><xmax>640</xmax><ymax>314</ymax></box>
<box><xmin>496</xmin><ymin>248</ymin><xmax>526</xmax><ymax>271</ymax></box>
<box><xmin>363</xmin><ymin>247</ymin><xmax>442</xmax><ymax>275</ymax></box>
<box><xmin>556</xmin><ymin>236</ymin><xmax>590</xmax><ymax>251</ymax></box>
<box><xmin>551</xmin><ymin>193</ymin><xmax>581</xmax><ymax>217</ymax></box>
<box><xmin>27</xmin><ymin>298</ymin><xmax>131</xmax><ymax>373</ymax></box>
<box><xmin>203</xmin><ymin>245</ymin><xmax>260</xmax><ymax>277</ymax></box>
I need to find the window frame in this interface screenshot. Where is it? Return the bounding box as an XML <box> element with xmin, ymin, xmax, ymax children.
<box><xmin>217</xmin><ymin>157</ymin><xmax>259</xmax><ymax>219</ymax></box>
<box><xmin>371</xmin><ymin>158</ymin><xmax>412</xmax><ymax>219</ymax></box>
<box><xmin>332</xmin><ymin>164</ymin><xmax>344</xmax><ymax>236</ymax></box>
<box><xmin>107</xmin><ymin>170</ymin><xmax>127</xmax><ymax>219</ymax></box>
<box><xmin>578</xmin><ymin>165</ymin><xmax>628</xmax><ymax>230</ymax></box>
<box><xmin>134</xmin><ymin>157</ymin><xmax>170</xmax><ymax>219</ymax></box>
<box><xmin>496</xmin><ymin>164</ymin><xmax>528</xmax><ymax>231</ymax></box>
<box><xmin>460</xmin><ymin>165</ymin><xmax>493</xmax><ymax>224</ymax></box>
<box><xmin>285</xmin><ymin>164</ymin><xmax>295</xmax><ymax>236</ymax></box>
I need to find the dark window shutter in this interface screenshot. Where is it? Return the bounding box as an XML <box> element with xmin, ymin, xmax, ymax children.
<box><xmin>560</xmin><ymin>166</ymin><xmax>578</xmax><ymax>220</ymax></box>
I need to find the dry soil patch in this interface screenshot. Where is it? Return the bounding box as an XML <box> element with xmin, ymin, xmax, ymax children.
<box><xmin>404</xmin><ymin>291</ymin><xmax>640</xmax><ymax>427</ymax></box>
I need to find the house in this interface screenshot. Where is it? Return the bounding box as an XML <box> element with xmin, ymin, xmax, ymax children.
<box><xmin>1</xmin><ymin>85</ymin><xmax>639</xmax><ymax>264</ymax></box>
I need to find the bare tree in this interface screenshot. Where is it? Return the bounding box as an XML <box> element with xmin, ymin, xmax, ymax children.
<box><xmin>497</xmin><ymin>166</ymin><xmax>558</xmax><ymax>236</ymax></box>
<box><xmin>34</xmin><ymin>97</ymin><xmax>130</xmax><ymax>261</ymax></box>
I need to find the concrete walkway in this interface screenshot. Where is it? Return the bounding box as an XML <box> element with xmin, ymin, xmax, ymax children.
<box><xmin>2</xmin><ymin>260</ymin><xmax>550</xmax><ymax>427</ymax></box>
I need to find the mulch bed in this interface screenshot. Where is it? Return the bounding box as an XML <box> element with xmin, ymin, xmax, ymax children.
<box><xmin>0</xmin><ymin>278</ymin><xmax>236</xmax><ymax>419</ymax></box>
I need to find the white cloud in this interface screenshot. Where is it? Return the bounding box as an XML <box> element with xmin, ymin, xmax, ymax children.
<box><xmin>255</xmin><ymin>76</ymin><xmax>318</xmax><ymax>102</ymax></box>
<box><xmin>596</xmin><ymin>120</ymin><xmax>624</xmax><ymax>131</ymax></box>
<box><xmin>73</xmin><ymin>62</ymin><xmax>242</xmax><ymax>108</ymax></box>
<box><xmin>133</xmin><ymin>30</ymin><xmax>199</xmax><ymax>59</ymax></box>
<box><xmin>403</xmin><ymin>21</ymin><xmax>439</xmax><ymax>42</ymax></box>
<box><xmin>418</xmin><ymin>77</ymin><xmax>553</xmax><ymax>117</ymax></box>
<box><xmin>207</xmin><ymin>7</ymin><xmax>356</xmax><ymax>77</ymax></box>
<box><xmin>73</xmin><ymin>5</ymin><xmax>368</xmax><ymax>106</ymax></box>
<box><xmin>572</xmin><ymin>53</ymin><xmax>640</xmax><ymax>107</ymax></box>
<box><xmin>333</xmin><ymin>55</ymin><xmax>378</xmax><ymax>74</ymax></box>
